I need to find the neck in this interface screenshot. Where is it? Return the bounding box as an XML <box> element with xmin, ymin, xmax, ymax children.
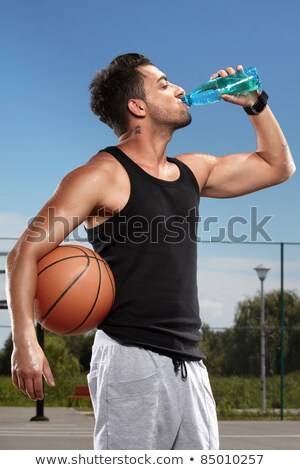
<box><xmin>117</xmin><ymin>123</ymin><xmax>173</xmax><ymax>163</ymax></box>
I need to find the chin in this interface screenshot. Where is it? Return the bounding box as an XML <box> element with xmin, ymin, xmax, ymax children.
<box><xmin>175</xmin><ymin>113</ymin><xmax>192</xmax><ymax>130</ymax></box>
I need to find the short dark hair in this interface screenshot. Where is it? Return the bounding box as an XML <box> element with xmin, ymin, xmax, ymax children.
<box><xmin>89</xmin><ymin>53</ymin><xmax>153</xmax><ymax>136</ymax></box>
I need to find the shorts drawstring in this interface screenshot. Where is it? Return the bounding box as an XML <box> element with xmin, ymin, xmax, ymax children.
<box><xmin>172</xmin><ymin>359</ymin><xmax>188</xmax><ymax>381</ymax></box>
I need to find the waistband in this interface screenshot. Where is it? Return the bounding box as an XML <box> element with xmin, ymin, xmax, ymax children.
<box><xmin>94</xmin><ymin>329</ymin><xmax>120</xmax><ymax>345</ymax></box>
<box><xmin>94</xmin><ymin>330</ymin><xmax>188</xmax><ymax>380</ymax></box>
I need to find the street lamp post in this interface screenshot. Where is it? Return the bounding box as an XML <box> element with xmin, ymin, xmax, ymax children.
<box><xmin>254</xmin><ymin>264</ymin><xmax>271</xmax><ymax>413</ymax></box>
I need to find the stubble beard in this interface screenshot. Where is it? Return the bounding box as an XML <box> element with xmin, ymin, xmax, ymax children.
<box><xmin>174</xmin><ymin>110</ymin><xmax>192</xmax><ymax>131</ymax></box>
<box><xmin>147</xmin><ymin>102</ymin><xmax>192</xmax><ymax>134</ymax></box>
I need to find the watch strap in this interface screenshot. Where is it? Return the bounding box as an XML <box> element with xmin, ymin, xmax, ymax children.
<box><xmin>243</xmin><ymin>90</ymin><xmax>269</xmax><ymax>115</ymax></box>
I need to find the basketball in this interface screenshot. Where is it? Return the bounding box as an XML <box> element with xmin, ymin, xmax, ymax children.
<box><xmin>34</xmin><ymin>244</ymin><xmax>115</xmax><ymax>335</ymax></box>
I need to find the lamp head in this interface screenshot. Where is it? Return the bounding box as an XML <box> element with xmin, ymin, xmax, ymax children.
<box><xmin>254</xmin><ymin>264</ymin><xmax>271</xmax><ymax>281</ymax></box>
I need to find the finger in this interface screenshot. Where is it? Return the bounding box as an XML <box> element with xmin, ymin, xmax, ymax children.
<box><xmin>220</xmin><ymin>94</ymin><xmax>241</xmax><ymax>104</ymax></box>
<box><xmin>217</xmin><ymin>69</ymin><xmax>227</xmax><ymax>77</ymax></box>
<box><xmin>226</xmin><ymin>67</ymin><xmax>235</xmax><ymax>75</ymax></box>
<box><xmin>25</xmin><ymin>378</ymin><xmax>39</xmax><ymax>401</ymax></box>
<box><xmin>210</xmin><ymin>69</ymin><xmax>227</xmax><ymax>80</ymax></box>
<box><xmin>236</xmin><ymin>64</ymin><xmax>243</xmax><ymax>71</ymax></box>
<box><xmin>43</xmin><ymin>360</ymin><xmax>56</xmax><ymax>388</ymax></box>
<box><xmin>12</xmin><ymin>370</ymin><xmax>19</xmax><ymax>389</ymax></box>
<box><xmin>17</xmin><ymin>375</ymin><xmax>28</xmax><ymax>396</ymax></box>
<box><xmin>32</xmin><ymin>376</ymin><xmax>44</xmax><ymax>401</ymax></box>
<box><xmin>220</xmin><ymin>94</ymin><xmax>232</xmax><ymax>102</ymax></box>
<box><xmin>12</xmin><ymin>370</ymin><xmax>26</xmax><ymax>395</ymax></box>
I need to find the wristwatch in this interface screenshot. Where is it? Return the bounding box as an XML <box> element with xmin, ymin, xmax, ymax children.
<box><xmin>243</xmin><ymin>90</ymin><xmax>269</xmax><ymax>115</ymax></box>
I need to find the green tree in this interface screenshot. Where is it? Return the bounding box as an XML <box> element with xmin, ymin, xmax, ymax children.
<box><xmin>45</xmin><ymin>332</ymin><xmax>81</xmax><ymax>378</ymax></box>
<box><xmin>63</xmin><ymin>330</ymin><xmax>95</xmax><ymax>372</ymax></box>
<box><xmin>200</xmin><ymin>324</ymin><xmax>235</xmax><ymax>376</ymax></box>
<box><xmin>200</xmin><ymin>289</ymin><xmax>300</xmax><ymax>377</ymax></box>
<box><xmin>227</xmin><ymin>289</ymin><xmax>300</xmax><ymax>376</ymax></box>
<box><xmin>44</xmin><ymin>332</ymin><xmax>83</xmax><ymax>402</ymax></box>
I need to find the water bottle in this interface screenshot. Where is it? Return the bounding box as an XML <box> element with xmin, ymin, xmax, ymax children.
<box><xmin>181</xmin><ymin>67</ymin><xmax>261</xmax><ymax>106</ymax></box>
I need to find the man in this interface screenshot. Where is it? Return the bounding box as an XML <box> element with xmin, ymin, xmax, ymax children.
<box><xmin>6</xmin><ymin>53</ymin><xmax>295</xmax><ymax>450</ymax></box>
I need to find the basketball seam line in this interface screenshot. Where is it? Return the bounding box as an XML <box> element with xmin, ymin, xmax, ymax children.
<box><xmin>63</xmin><ymin>250</ymin><xmax>103</xmax><ymax>334</ymax></box>
<box><xmin>38</xmin><ymin>255</ymin><xmax>95</xmax><ymax>275</ymax></box>
<box><xmin>39</xmin><ymin>250</ymin><xmax>91</xmax><ymax>324</ymax></box>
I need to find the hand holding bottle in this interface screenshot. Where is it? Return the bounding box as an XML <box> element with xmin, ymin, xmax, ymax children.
<box><xmin>211</xmin><ymin>65</ymin><xmax>260</xmax><ymax>108</ymax></box>
<box><xmin>181</xmin><ymin>64</ymin><xmax>261</xmax><ymax>107</ymax></box>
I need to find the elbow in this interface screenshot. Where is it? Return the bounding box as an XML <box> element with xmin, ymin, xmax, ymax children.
<box><xmin>282</xmin><ymin>160</ymin><xmax>296</xmax><ymax>181</ymax></box>
<box><xmin>273</xmin><ymin>160</ymin><xmax>296</xmax><ymax>185</ymax></box>
<box><xmin>281</xmin><ymin>148</ymin><xmax>297</xmax><ymax>181</ymax></box>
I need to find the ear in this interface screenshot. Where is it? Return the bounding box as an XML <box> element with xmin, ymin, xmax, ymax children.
<box><xmin>128</xmin><ymin>99</ymin><xmax>146</xmax><ymax>117</ymax></box>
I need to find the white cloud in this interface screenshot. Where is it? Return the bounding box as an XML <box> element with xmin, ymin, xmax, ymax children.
<box><xmin>200</xmin><ymin>299</ymin><xmax>225</xmax><ymax>319</ymax></box>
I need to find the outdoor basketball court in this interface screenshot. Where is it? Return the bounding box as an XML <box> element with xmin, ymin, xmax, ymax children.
<box><xmin>218</xmin><ymin>420</ymin><xmax>300</xmax><ymax>450</ymax></box>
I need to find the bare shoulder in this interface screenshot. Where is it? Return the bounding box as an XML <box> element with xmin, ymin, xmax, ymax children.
<box><xmin>59</xmin><ymin>150</ymin><xmax>123</xmax><ymax>190</ymax></box>
<box><xmin>175</xmin><ymin>152</ymin><xmax>217</xmax><ymax>190</ymax></box>
<box><xmin>175</xmin><ymin>152</ymin><xmax>217</xmax><ymax>166</ymax></box>
<box><xmin>87</xmin><ymin>149</ymin><xmax>120</xmax><ymax>169</ymax></box>
<box><xmin>74</xmin><ymin>150</ymin><xmax>120</xmax><ymax>177</ymax></box>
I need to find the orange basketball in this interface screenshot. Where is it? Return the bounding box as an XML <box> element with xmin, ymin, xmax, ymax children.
<box><xmin>34</xmin><ymin>244</ymin><xmax>115</xmax><ymax>335</ymax></box>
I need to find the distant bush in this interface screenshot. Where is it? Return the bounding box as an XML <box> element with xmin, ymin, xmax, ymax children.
<box><xmin>210</xmin><ymin>372</ymin><xmax>300</xmax><ymax>416</ymax></box>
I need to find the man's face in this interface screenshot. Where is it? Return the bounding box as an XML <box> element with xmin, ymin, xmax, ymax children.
<box><xmin>137</xmin><ymin>64</ymin><xmax>192</xmax><ymax>131</ymax></box>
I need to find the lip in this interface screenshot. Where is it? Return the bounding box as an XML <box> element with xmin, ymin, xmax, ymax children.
<box><xmin>180</xmin><ymin>100</ymin><xmax>189</xmax><ymax>109</ymax></box>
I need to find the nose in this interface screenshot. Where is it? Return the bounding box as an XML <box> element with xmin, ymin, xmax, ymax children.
<box><xmin>174</xmin><ymin>84</ymin><xmax>185</xmax><ymax>99</ymax></box>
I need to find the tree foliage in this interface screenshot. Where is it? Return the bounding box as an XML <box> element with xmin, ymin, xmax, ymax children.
<box><xmin>202</xmin><ymin>289</ymin><xmax>300</xmax><ymax>376</ymax></box>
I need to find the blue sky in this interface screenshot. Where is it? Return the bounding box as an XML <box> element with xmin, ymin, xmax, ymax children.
<box><xmin>0</xmin><ymin>0</ymin><xmax>299</xmax><ymax>348</ymax></box>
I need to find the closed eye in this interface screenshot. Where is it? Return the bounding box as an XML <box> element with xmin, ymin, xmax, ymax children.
<box><xmin>157</xmin><ymin>74</ymin><xmax>169</xmax><ymax>89</ymax></box>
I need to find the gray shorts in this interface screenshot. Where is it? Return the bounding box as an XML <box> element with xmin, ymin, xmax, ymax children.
<box><xmin>87</xmin><ymin>330</ymin><xmax>219</xmax><ymax>450</ymax></box>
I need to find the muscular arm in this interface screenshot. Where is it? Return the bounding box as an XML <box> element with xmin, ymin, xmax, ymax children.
<box><xmin>177</xmin><ymin>67</ymin><xmax>296</xmax><ymax>198</ymax></box>
<box><xmin>5</xmin><ymin>160</ymin><xmax>107</xmax><ymax>400</ymax></box>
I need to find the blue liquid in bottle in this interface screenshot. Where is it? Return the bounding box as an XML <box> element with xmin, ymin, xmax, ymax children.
<box><xmin>181</xmin><ymin>67</ymin><xmax>261</xmax><ymax>106</ymax></box>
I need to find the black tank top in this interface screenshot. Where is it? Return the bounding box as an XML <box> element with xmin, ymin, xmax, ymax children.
<box><xmin>85</xmin><ymin>146</ymin><xmax>204</xmax><ymax>361</ymax></box>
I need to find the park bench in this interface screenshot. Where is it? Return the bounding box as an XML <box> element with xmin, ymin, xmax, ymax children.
<box><xmin>67</xmin><ymin>385</ymin><xmax>91</xmax><ymax>407</ymax></box>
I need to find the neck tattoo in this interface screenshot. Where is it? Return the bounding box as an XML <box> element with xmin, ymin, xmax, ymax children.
<box><xmin>134</xmin><ymin>126</ymin><xmax>142</xmax><ymax>135</ymax></box>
